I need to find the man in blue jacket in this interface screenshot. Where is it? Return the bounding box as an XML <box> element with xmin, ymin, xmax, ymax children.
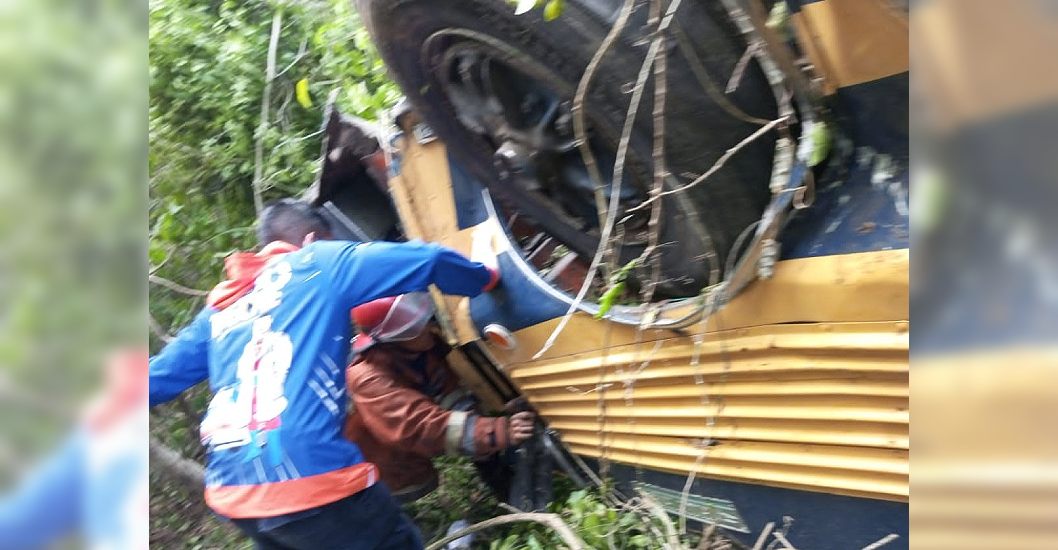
<box><xmin>149</xmin><ymin>199</ymin><xmax>499</xmax><ymax>549</ymax></box>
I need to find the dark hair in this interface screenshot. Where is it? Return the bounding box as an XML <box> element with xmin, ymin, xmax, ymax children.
<box><xmin>257</xmin><ymin>198</ymin><xmax>332</xmax><ymax>245</ymax></box>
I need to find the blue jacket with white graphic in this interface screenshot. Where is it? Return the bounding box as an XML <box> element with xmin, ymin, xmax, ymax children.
<box><xmin>149</xmin><ymin>240</ymin><xmax>496</xmax><ymax>518</ymax></box>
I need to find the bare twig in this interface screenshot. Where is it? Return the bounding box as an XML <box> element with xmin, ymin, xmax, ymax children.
<box><xmin>640</xmin><ymin>0</ymin><xmax>669</xmax><ymax>304</ymax></box>
<box><xmin>571</xmin><ymin>0</ymin><xmax>639</xmax><ymax>231</ymax></box>
<box><xmin>751</xmin><ymin>522</ymin><xmax>775</xmax><ymax>550</ymax></box>
<box><xmin>149</xmin><ymin>274</ymin><xmax>209</xmax><ymax>296</ymax></box>
<box><xmin>626</xmin><ymin>116</ymin><xmax>786</xmax><ymax>215</ymax></box>
<box><xmin>726</xmin><ymin>42</ymin><xmax>759</xmax><ymax>94</ymax></box>
<box><xmin>861</xmin><ymin>534</ymin><xmax>900</xmax><ymax>550</ymax></box>
<box><xmin>275</xmin><ymin>37</ymin><xmax>308</xmax><ymax>79</ymax></box>
<box><xmin>740</xmin><ymin>0</ymin><xmax>819</xmax><ymax>107</ymax></box>
<box><xmin>671</xmin><ymin>22</ymin><xmax>769</xmax><ymax>125</ymax></box>
<box><xmin>424</xmin><ymin>513</ymin><xmax>588</xmax><ymax>550</ymax></box>
<box><xmin>252</xmin><ymin>8</ymin><xmax>284</xmax><ymax>215</ymax></box>
<box><xmin>533</xmin><ymin>0</ymin><xmax>686</xmax><ymax>360</ymax></box>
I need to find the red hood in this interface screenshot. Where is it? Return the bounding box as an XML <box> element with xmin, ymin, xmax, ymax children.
<box><xmin>207</xmin><ymin>241</ymin><xmax>300</xmax><ymax>310</ymax></box>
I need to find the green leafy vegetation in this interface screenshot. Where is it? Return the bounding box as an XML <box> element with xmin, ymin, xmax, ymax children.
<box><xmin>594</xmin><ymin>259</ymin><xmax>639</xmax><ymax>319</ymax></box>
<box><xmin>149</xmin><ymin>0</ymin><xmax>398</xmax><ymax>545</ymax></box>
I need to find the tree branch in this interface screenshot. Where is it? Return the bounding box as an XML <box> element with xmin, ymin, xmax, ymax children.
<box><xmin>533</xmin><ymin>0</ymin><xmax>686</xmax><ymax>360</ymax></box>
<box><xmin>424</xmin><ymin>513</ymin><xmax>588</xmax><ymax>550</ymax></box>
<box><xmin>149</xmin><ymin>436</ymin><xmax>205</xmax><ymax>495</ymax></box>
<box><xmin>625</xmin><ymin>116</ymin><xmax>786</xmax><ymax>215</ymax></box>
<box><xmin>252</xmin><ymin>7</ymin><xmax>284</xmax><ymax>215</ymax></box>
<box><xmin>669</xmin><ymin>22</ymin><xmax>769</xmax><ymax>126</ymax></box>
<box><xmin>149</xmin><ymin>274</ymin><xmax>209</xmax><ymax>296</ymax></box>
<box><xmin>640</xmin><ymin>0</ymin><xmax>669</xmax><ymax>304</ymax></box>
<box><xmin>571</xmin><ymin>0</ymin><xmax>639</xmax><ymax>233</ymax></box>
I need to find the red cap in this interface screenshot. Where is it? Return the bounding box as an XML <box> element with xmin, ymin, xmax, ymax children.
<box><xmin>352</xmin><ymin>296</ymin><xmax>399</xmax><ymax>333</ymax></box>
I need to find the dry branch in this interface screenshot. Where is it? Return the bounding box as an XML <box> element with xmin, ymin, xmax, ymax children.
<box><xmin>571</xmin><ymin>0</ymin><xmax>639</xmax><ymax>230</ymax></box>
<box><xmin>252</xmin><ymin>8</ymin><xmax>284</xmax><ymax>215</ymax></box>
<box><xmin>149</xmin><ymin>274</ymin><xmax>209</xmax><ymax>296</ymax></box>
<box><xmin>640</xmin><ymin>0</ymin><xmax>669</xmax><ymax>304</ymax></box>
<box><xmin>424</xmin><ymin>513</ymin><xmax>588</xmax><ymax>550</ymax></box>
<box><xmin>670</xmin><ymin>22</ymin><xmax>769</xmax><ymax>126</ymax></box>
<box><xmin>533</xmin><ymin>0</ymin><xmax>686</xmax><ymax>360</ymax></box>
<box><xmin>626</xmin><ymin>116</ymin><xmax>785</xmax><ymax>215</ymax></box>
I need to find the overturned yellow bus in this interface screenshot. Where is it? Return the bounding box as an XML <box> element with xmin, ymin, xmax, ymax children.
<box><xmin>310</xmin><ymin>1</ymin><xmax>908</xmax><ymax>547</ymax></box>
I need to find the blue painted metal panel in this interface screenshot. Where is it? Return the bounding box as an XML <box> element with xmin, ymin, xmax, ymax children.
<box><xmin>834</xmin><ymin>72</ymin><xmax>910</xmax><ymax>161</ymax></box>
<box><xmin>469</xmin><ymin>250</ymin><xmax>570</xmax><ymax>333</ymax></box>
<box><xmin>780</xmin><ymin>153</ymin><xmax>908</xmax><ymax>259</ymax></box>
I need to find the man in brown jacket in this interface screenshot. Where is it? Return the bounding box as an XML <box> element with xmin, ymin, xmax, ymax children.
<box><xmin>343</xmin><ymin>292</ymin><xmax>535</xmax><ymax>503</ymax></box>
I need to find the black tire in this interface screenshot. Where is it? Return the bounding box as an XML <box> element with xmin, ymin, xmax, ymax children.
<box><xmin>357</xmin><ymin>0</ymin><xmax>777</xmax><ymax>298</ymax></box>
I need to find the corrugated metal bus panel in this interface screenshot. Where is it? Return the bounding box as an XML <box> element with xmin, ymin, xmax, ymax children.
<box><xmin>506</xmin><ymin>319</ymin><xmax>908</xmax><ymax>501</ymax></box>
<box><xmin>562</xmin><ymin>435</ymin><xmax>908</xmax><ymax>474</ymax></box>
<box><xmin>551</xmin><ymin>417</ymin><xmax>908</xmax><ymax>448</ymax></box>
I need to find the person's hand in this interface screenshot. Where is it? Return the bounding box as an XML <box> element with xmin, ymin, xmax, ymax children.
<box><xmin>508</xmin><ymin>411</ymin><xmax>536</xmax><ymax>446</ymax></box>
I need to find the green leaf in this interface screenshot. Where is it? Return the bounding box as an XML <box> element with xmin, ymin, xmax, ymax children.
<box><xmin>499</xmin><ymin>534</ymin><xmax>519</xmax><ymax>550</ymax></box>
<box><xmin>543</xmin><ymin>0</ymin><xmax>563</xmax><ymax>21</ymax></box>
<box><xmin>595</xmin><ymin>281</ymin><xmax>623</xmax><ymax>319</ymax></box>
<box><xmin>295</xmin><ymin>78</ymin><xmax>313</xmax><ymax>108</ymax></box>
<box><xmin>809</xmin><ymin>121</ymin><xmax>830</xmax><ymax>167</ymax></box>
<box><xmin>630</xmin><ymin>534</ymin><xmax>650</xmax><ymax>548</ymax></box>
